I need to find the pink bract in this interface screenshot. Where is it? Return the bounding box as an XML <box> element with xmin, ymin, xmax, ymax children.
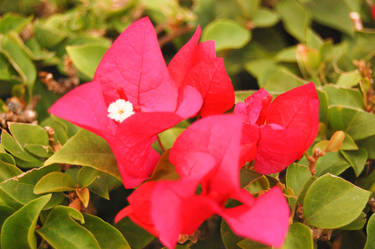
<box><xmin>49</xmin><ymin>17</ymin><xmax>235</xmax><ymax>188</ymax></box>
<box><xmin>234</xmin><ymin>83</ymin><xmax>319</xmax><ymax>174</ymax></box>
<box><xmin>116</xmin><ymin>115</ymin><xmax>289</xmax><ymax>249</ymax></box>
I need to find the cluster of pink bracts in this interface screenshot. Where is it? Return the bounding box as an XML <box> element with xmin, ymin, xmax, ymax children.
<box><xmin>50</xmin><ymin>17</ymin><xmax>319</xmax><ymax>249</ymax></box>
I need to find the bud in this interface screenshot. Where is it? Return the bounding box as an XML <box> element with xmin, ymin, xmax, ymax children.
<box><xmin>326</xmin><ymin>131</ymin><xmax>346</xmax><ymax>152</ymax></box>
<box><xmin>296</xmin><ymin>44</ymin><xmax>320</xmax><ymax>76</ymax></box>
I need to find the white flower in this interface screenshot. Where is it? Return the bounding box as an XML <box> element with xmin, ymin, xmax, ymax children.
<box><xmin>107</xmin><ymin>99</ymin><xmax>135</xmax><ymax>123</ymax></box>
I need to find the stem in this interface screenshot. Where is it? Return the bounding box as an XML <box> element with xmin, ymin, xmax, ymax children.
<box><xmin>157</xmin><ymin>135</ymin><xmax>165</xmax><ymax>153</ymax></box>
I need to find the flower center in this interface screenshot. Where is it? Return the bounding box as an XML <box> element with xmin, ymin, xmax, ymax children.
<box><xmin>107</xmin><ymin>99</ymin><xmax>135</xmax><ymax>123</ymax></box>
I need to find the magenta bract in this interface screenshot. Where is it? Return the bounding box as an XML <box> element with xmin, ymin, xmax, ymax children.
<box><xmin>49</xmin><ymin>17</ymin><xmax>235</xmax><ymax>188</ymax></box>
<box><xmin>234</xmin><ymin>83</ymin><xmax>320</xmax><ymax>174</ymax></box>
<box><xmin>116</xmin><ymin>115</ymin><xmax>289</xmax><ymax>249</ymax></box>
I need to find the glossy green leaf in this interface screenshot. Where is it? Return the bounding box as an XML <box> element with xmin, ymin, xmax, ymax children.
<box><xmin>323</xmin><ymin>85</ymin><xmax>364</xmax><ymax>109</ymax></box>
<box><xmin>88</xmin><ymin>173</ymin><xmax>121</xmax><ymax>200</ymax></box>
<box><xmin>77</xmin><ymin>167</ymin><xmax>101</xmax><ymax>188</ymax></box>
<box><xmin>276</xmin><ymin>0</ymin><xmax>310</xmax><ymax>41</ymax></box>
<box><xmin>37</xmin><ymin>206</ymin><xmax>101</xmax><ymax>249</ymax></box>
<box><xmin>336</xmin><ymin>70</ymin><xmax>362</xmax><ymax>88</ymax></box>
<box><xmin>315</xmin><ymin>152</ymin><xmax>350</xmax><ymax>176</ymax></box>
<box><xmin>0</xmin><ymin>13</ymin><xmax>32</xmax><ymax>34</ymax></box>
<box><xmin>303</xmin><ymin>0</ymin><xmax>354</xmax><ymax>35</ymax></box>
<box><xmin>245</xmin><ymin>60</ymin><xmax>305</xmax><ymax>92</ymax></box>
<box><xmin>25</xmin><ymin>144</ymin><xmax>54</xmax><ymax>158</ymax></box>
<box><xmin>281</xmin><ymin>223</ymin><xmax>313</xmax><ymax>249</ymax></box>
<box><xmin>251</xmin><ymin>8</ymin><xmax>279</xmax><ymax>28</ymax></box>
<box><xmin>34</xmin><ymin>172</ymin><xmax>76</xmax><ymax>194</ymax></box>
<box><xmin>0</xmin><ymin>154</ymin><xmax>22</xmax><ymax>181</ymax></box>
<box><xmin>9</xmin><ymin>123</ymin><xmax>49</xmax><ymax>146</ymax></box>
<box><xmin>159</xmin><ymin>127</ymin><xmax>185</xmax><ymax>150</ymax></box>
<box><xmin>34</xmin><ymin>23</ymin><xmax>67</xmax><ymax>49</ymax></box>
<box><xmin>0</xmin><ymin>33</ymin><xmax>36</xmax><ymax>94</ymax></box>
<box><xmin>1</xmin><ymin>129</ymin><xmax>42</xmax><ymax>166</ymax></box>
<box><xmin>346</xmin><ymin>111</ymin><xmax>375</xmax><ymax>140</ymax></box>
<box><xmin>341</xmin><ymin>133</ymin><xmax>359</xmax><ymax>151</ymax></box>
<box><xmin>66</xmin><ymin>44</ymin><xmax>109</xmax><ymax>79</ymax></box>
<box><xmin>82</xmin><ymin>214</ymin><xmax>130</xmax><ymax>249</ymax></box>
<box><xmin>275</xmin><ymin>46</ymin><xmax>297</xmax><ymax>62</ymax></box>
<box><xmin>237</xmin><ymin>239</ymin><xmax>269</xmax><ymax>249</ymax></box>
<box><xmin>327</xmin><ymin>105</ymin><xmax>359</xmax><ymax>132</ymax></box>
<box><xmin>1</xmin><ymin>194</ymin><xmax>51</xmax><ymax>249</ymax></box>
<box><xmin>364</xmin><ymin>213</ymin><xmax>375</xmax><ymax>249</ymax></box>
<box><xmin>340</xmin><ymin>149</ymin><xmax>368</xmax><ymax>176</ymax></box>
<box><xmin>44</xmin><ymin>129</ymin><xmax>121</xmax><ymax>181</ymax></box>
<box><xmin>221</xmin><ymin>220</ymin><xmax>242</xmax><ymax>249</ymax></box>
<box><xmin>115</xmin><ymin>217</ymin><xmax>154</xmax><ymax>249</ymax></box>
<box><xmin>358</xmin><ymin>136</ymin><xmax>375</xmax><ymax>159</ymax></box>
<box><xmin>202</xmin><ymin>19</ymin><xmax>251</xmax><ymax>51</ymax></box>
<box><xmin>150</xmin><ymin>150</ymin><xmax>179</xmax><ymax>181</ymax></box>
<box><xmin>340</xmin><ymin>212</ymin><xmax>366</xmax><ymax>231</ymax></box>
<box><xmin>303</xmin><ymin>174</ymin><xmax>370</xmax><ymax>228</ymax></box>
<box><xmin>286</xmin><ymin>163</ymin><xmax>311</xmax><ymax>197</ymax></box>
<box><xmin>0</xmin><ymin>165</ymin><xmax>62</xmax><ymax>209</ymax></box>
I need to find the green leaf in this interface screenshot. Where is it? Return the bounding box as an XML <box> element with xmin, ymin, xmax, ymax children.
<box><xmin>346</xmin><ymin>111</ymin><xmax>375</xmax><ymax>140</ymax></box>
<box><xmin>281</xmin><ymin>223</ymin><xmax>313</xmax><ymax>249</ymax></box>
<box><xmin>358</xmin><ymin>136</ymin><xmax>375</xmax><ymax>159</ymax></box>
<box><xmin>303</xmin><ymin>174</ymin><xmax>370</xmax><ymax>228</ymax></box>
<box><xmin>82</xmin><ymin>214</ymin><xmax>131</xmax><ymax>249</ymax></box>
<box><xmin>25</xmin><ymin>144</ymin><xmax>54</xmax><ymax>158</ymax></box>
<box><xmin>221</xmin><ymin>220</ymin><xmax>241</xmax><ymax>249</ymax></box>
<box><xmin>341</xmin><ymin>133</ymin><xmax>359</xmax><ymax>151</ymax></box>
<box><xmin>77</xmin><ymin>167</ymin><xmax>101</xmax><ymax>188</ymax></box>
<box><xmin>0</xmin><ymin>13</ymin><xmax>32</xmax><ymax>34</ymax></box>
<box><xmin>38</xmin><ymin>206</ymin><xmax>101</xmax><ymax>249</ymax></box>
<box><xmin>0</xmin><ymin>154</ymin><xmax>22</xmax><ymax>181</ymax></box>
<box><xmin>327</xmin><ymin>105</ymin><xmax>359</xmax><ymax>131</ymax></box>
<box><xmin>88</xmin><ymin>173</ymin><xmax>121</xmax><ymax>200</ymax></box>
<box><xmin>115</xmin><ymin>217</ymin><xmax>154</xmax><ymax>249</ymax></box>
<box><xmin>0</xmin><ymin>33</ymin><xmax>36</xmax><ymax>95</ymax></box>
<box><xmin>237</xmin><ymin>239</ymin><xmax>269</xmax><ymax>249</ymax></box>
<box><xmin>0</xmin><ymin>165</ymin><xmax>62</xmax><ymax>209</ymax></box>
<box><xmin>235</xmin><ymin>90</ymin><xmax>254</xmax><ymax>103</ymax></box>
<box><xmin>1</xmin><ymin>194</ymin><xmax>51</xmax><ymax>249</ymax></box>
<box><xmin>9</xmin><ymin>123</ymin><xmax>49</xmax><ymax>146</ymax></box>
<box><xmin>34</xmin><ymin>23</ymin><xmax>67</xmax><ymax>49</ymax></box>
<box><xmin>364</xmin><ymin>213</ymin><xmax>375</xmax><ymax>249</ymax></box>
<box><xmin>40</xmin><ymin>116</ymin><xmax>69</xmax><ymax>145</ymax></box>
<box><xmin>303</xmin><ymin>0</ymin><xmax>354</xmax><ymax>35</ymax></box>
<box><xmin>276</xmin><ymin>0</ymin><xmax>310</xmax><ymax>41</ymax></box>
<box><xmin>202</xmin><ymin>19</ymin><xmax>251</xmax><ymax>51</ymax></box>
<box><xmin>34</xmin><ymin>172</ymin><xmax>76</xmax><ymax>194</ymax></box>
<box><xmin>245</xmin><ymin>60</ymin><xmax>305</xmax><ymax>92</ymax></box>
<box><xmin>150</xmin><ymin>150</ymin><xmax>179</xmax><ymax>181</ymax></box>
<box><xmin>66</xmin><ymin>44</ymin><xmax>109</xmax><ymax>79</ymax></box>
<box><xmin>286</xmin><ymin>163</ymin><xmax>311</xmax><ymax>197</ymax></box>
<box><xmin>323</xmin><ymin>85</ymin><xmax>364</xmax><ymax>109</ymax></box>
<box><xmin>317</xmin><ymin>88</ymin><xmax>328</xmax><ymax>123</ymax></box>
<box><xmin>275</xmin><ymin>46</ymin><xmax>297</xmax><ymax>62</ymax></box>
<box><xmin>336</xmin><ymin>70</ymin><xmax>362</xmax><ymax>88</ymax></box>
<box><xmin>159</xmin><ymin>127</ymin><xmax>185</xmax><ymax>150</ymax></box>
<box><xmin>251</xmin><ymin>8</ymin><xmax>279</xmax><ymax>28</ymax></box>
<box><xmin>340</xmin><ymin>212</ymin><xmax>366</xmax><ymax>231</ymax></box>
<box><xmin>315</xmin><ymin>152</ymin><xmax>350</xmax><ymax>176</ymax></box>
<box><xmin>1</xmin><ymin>130</ymin><xmax>42</xmax><ymax>167</ymax></box>
<box><xmin>340</xmin><ymin>149</ymin><xmax>368</xmax><ymax>176</ymax></box>
<box><xmin>44</xmin><ymin>129</ymin><xmax>121</xmax><ymax>181</ymax></box>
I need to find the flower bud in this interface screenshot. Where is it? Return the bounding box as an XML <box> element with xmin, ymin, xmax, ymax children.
<box><xmin>325</xmin><ymin>131</ymin><xmax>346</xmax><ymax>152</ymax></box>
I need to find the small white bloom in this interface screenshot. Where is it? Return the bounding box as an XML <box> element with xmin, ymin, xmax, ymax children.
<box><xmin>107</xmin><ymin>99</ymin><xmax>135</xmax><ymax>123</ymax></box>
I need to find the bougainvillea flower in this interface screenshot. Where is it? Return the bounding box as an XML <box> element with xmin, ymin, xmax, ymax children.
<box><xmin>234</xmin><ymin>83</ymin><xmax>319</xmax><ymax>174</ymax></box>
<box><xmin>168</xmin><ymin>26</ymin><xmax>235</xmax><ymax>116</ymax></box>
<box><xmin>49</xmin><ymin>17</ymin><xmax>206</xmax><ymax>188</ymax></box>
<box><xmin>115</xmin><ymin>115</ymin><xmax>289</xmax><ymax>249</ymax></box>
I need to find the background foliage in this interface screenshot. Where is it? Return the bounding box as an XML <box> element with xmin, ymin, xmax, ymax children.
<box><xmin>0</xmin><ymin>0</ymin><xmax>375</xmax><ymax>248</ymax></box>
